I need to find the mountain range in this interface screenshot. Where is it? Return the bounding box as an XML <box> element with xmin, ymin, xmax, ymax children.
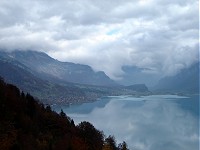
<box><xmin>0</xmin><ymin>50</ymin><xmax>150</xmax><ymax>104</ymax></box>
<box><xmin>0</xmin><ymin>50</ymin><xmax>198</xmax><ymax>105</ymax></box>
<box><xmin>0</xmin><ymin>50</ymin><xmax>116</xmax><ymax>86</ymax></box>
<box><xmin>153</xmin><ymin>62</ymin><xmax>199</xmax><ymax>94</ymax></box>
<box><xmin>0</xmin><ymin>56</ymin><xmax>86</xmax><ymax>104</ymax></box>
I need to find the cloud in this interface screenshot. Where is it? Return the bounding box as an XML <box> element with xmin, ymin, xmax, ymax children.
<box><xmin>0</xmin><ymin>0</ymin><xmax>198</xmax><ymax>79</ymax></box>
<box><xmin>63</xmin><ymin>95</ymin><xmax>199</xmax><ymax>150</ymax></box>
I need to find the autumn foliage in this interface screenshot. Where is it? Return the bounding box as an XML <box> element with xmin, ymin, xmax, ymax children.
<box><xmin>0</xmin><ymin>77</ymin><xmax>128</xmax><ymax>150</ymax></box>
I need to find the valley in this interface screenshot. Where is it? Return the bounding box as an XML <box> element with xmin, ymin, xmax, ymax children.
<box><xmin>0</xmin><ymin>50</ymin><xmax>151</xmax><ymax>105</ymax></box>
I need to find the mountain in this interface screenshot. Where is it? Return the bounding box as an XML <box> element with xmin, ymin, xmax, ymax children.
<box><xmin>154</xmin><ymin>62</ymin><xmax>199</xmax><ymax>94</ymax></box>
<box><xmin>0</xmin><ymin>50</ymin><xmax>150</xmax><ymax>105</ymax></box>
<box><xmin>0</xmin><ymin>79</ymin><xmax>128</xmax><ymax>150</ymax></box>
<box><xmin>5</xmin><ymin>50</ymin><xmax>117</xmax><ymax>86</ymax></box>
<box><xmin>117</xmin><ymin>65</ymin><xmax>160</xmax><ymax>87</ymax></box>
<box><xmin>0</xmin><ymin>58</ymin><xmax>86</xmax><ymax>104</ymax></box>
<box><xmin>125</xmin><ymin>84</ymin><xmax>149</xmax><ymax>92</ymax></box>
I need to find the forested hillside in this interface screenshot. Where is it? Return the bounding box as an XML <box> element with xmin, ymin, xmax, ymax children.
<box><xmin>0</xmin><ymin>78</ymin><xmax>128</xmax><ymax>150</ymax></box>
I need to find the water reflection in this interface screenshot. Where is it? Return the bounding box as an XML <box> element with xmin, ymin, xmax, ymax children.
<box><xmin>54</xmin><ymin>95</ymin><xmax>199</xmax><ymax>150</ymax></box>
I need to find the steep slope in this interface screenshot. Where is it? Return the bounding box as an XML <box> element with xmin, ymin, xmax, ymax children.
<box><xmin>154</xmin><ymin>62</ymin><xmax>199</xmax><ymax>93</ymax></box>
<box><xmin>0</xmin><ymin>56</ymin><xmax>150</xmax><ymax>105</ymax></box>
<box><xmin>0</xmin><ymin>58</ymin><xmax>86</xmax><ymax>104</ymax></box>
<box><xmin>0</xmin><ymin>79</ymin><xmax>128</xmax><ymax>150</ymax></box>
<box><xmin>7</xmin><ymin>50</ymin><xmax>117</xmax><ymax>86</ymax></box>
<box><xmin>0</xmin><ymin>50</ymin><xmax>151</xmax><ymax>105</ymax></box>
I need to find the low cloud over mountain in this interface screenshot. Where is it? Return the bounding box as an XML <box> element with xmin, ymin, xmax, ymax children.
<box><xmin>0</xmin><ymin>0</ymin><xmax>198</xmax><ymax>81</ymax></box>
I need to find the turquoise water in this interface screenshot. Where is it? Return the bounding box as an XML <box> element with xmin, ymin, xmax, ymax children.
<box><xmin>53</xmin><ymin>95</ymin><xmax>199</xmax><ymax>150</ymax></box>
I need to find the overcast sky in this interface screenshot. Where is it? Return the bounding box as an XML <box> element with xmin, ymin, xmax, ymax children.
<box><xmin>0</xmin><ymin>0</ymin><xmax>199</xmax><ymax>79</ymax></box>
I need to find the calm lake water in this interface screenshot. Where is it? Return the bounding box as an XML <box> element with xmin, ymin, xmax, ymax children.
<box><xmin>53</xmin><ymin>95</ymin><xmax>199</xmax><ymax>150</ymax></box>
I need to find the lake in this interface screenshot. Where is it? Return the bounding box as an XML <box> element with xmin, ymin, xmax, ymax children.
<box><xmin>53</xmin><ymin>95</ymin><xmax>199</xmax><ymax>150</ymax></box>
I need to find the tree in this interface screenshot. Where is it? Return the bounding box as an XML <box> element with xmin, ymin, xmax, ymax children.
<box><xmin>0</xmin><ymin>79</ymin><xmax>129</xmax><ymax>150</ymax></box>
<box><xmin>104</xmin><ymin>135</ymin><xmax>117</xmax><ymax>150</ymax></box>
<box><xmin>77</xmin><ymin>121</ymin><xmax>104</xmax><ymax>150</ymax></box>
<box><xmin>60</xmin><ymin>109</ymin><xmax>66</xmax><ymax>118</ymax></box>
<box><xmin>71</xmin><ymin>119</ymin><xmax>75</xmax><ymax>127</ymax></box>
<box><xmin>118</xmin><ymin>141</ymin><xmax>129</xmax><ymax>150</ymax></box>
<box><xmin>46</xmin><ymin>105</ymin><xmax>51</xmax><ymax>112</ymax></box>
